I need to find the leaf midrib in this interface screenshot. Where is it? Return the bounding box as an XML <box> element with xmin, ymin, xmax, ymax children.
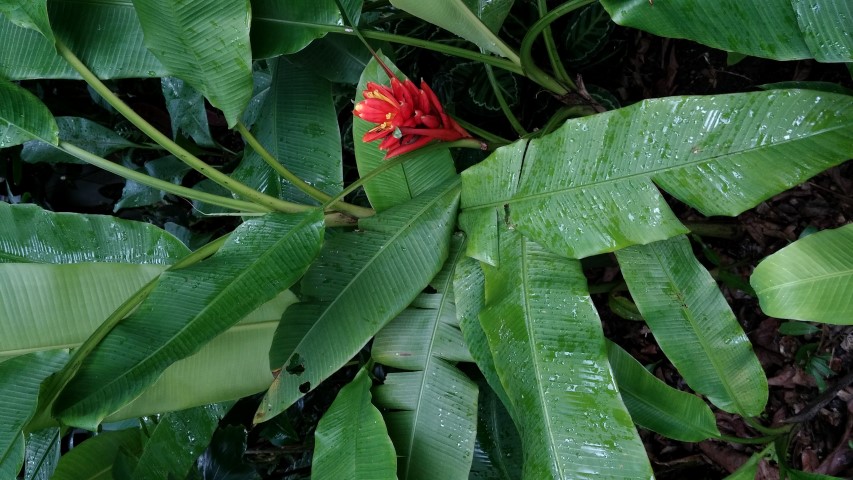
<box><xmin>62</xmin><ymin>213</ymin><xmax>320</xmax><ymax>413</ymax></box>
<box><xmin>756</xmin><ymin>268</ymin><xmax>853</xmax><ymax>293</ymax></box>
<box><xmin>464</xmin><ymin>120</ymin><xmax>850</xmax><ymax>210</ymax></box>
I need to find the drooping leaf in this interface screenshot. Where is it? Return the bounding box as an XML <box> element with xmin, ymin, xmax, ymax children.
<box><xmin>21</xmin><ymin>116</ymin><xmax>139</xmax><ymax>164</ymax></box>
<box><xmin>251</xmin><ymin>0</ymin><xmax>340</xmax><ymax>58</ymax></box>
<box><xmin>129</xmin><ymin>403</ymin><xmax>230</xmax><ymax>480</ymax></box>
<box><xmin>312</xmin><ymin>368</ymin><xmax>396</xmax><ymax>480</ymax></box>
<box><xmin>615</xmin><ymin>235</ymin><xmax>768</xmax><ymax>416</ymax></box>
<box><xmin>232</xmin><ymin>58</ymin><xmax>343</xmax><ymax>206</ymax></box>
<box><xmin>460</xmin><ymin>90</ymin><xmax>853</xmax><ymax>260</ymax></box>
<box><xmin>51</xmin><ymin>428</ymin><xmax>144</xmax><ymax>480</ymax></box>
<box><xmin>258</xmin><ymin>178</ymin><xmax>460</xmax><ymax>423</ymax></box>
<box><xmin>601</xmin><ymin>0</ymin><xmax>852</xmax><ymax>62</ymax></box>
<box><xmin>353</xmin><ymin>54</ymin><xmax>458</xmax><ymax>212</ymax></box>
<box><xmin>162</xmin><ymin>77</ymin><xmax>215</xmax><ymax>148</ymax></box>
<box><xmin>24</xmin><ymin>428</ymin><xmax>61</xmax><ymax>480</ymax></box>
<box><xmin>470</xmin><ymin>380</ymin><xmax>523</xmax><ymax>480</ymax></box>
<box><xmin>724</xmin><ymin>451</ymin><xmax>763</xmax><ymax>480</ymax></box>
<box><xmin>115</xmin><ymin>155</ymin><xmax>192</xmax><ymax>211</ymax></box>
<box><xmin>389</xmin><ymin>0</ymin><xmax>518</xmax><ymax>61</ymax></box>
<box><xmin>0</xmin><ymin>0</ymin><xmax>167</xmax><ymax>80</ymax></box>
<box><xmin>606</xmin><ymin>341</ymin><xmax>720</xmax><ymax>442</ymax></box>
<box><xmin>480</xmin><ymin>227</ymin><xmax>652</xmax><ymax>479</ymax></box>
<box><xmin>289</xmin><ymin>34</ymin><xmax>373</xmax><ymax>84</ymax></box>
<box><xmin>55</xmin><ymin>210</ymin><xmax>324</xmax><ymax>429</ymax></box>
<box><xmin>0</xmin><ymin>351</ymin><xmax>69</xmax><ymax>477</ymax></box>
<box><xmin>371</xmin><ymin>237</ymin><xmax>478</xmax><ymax>480</ymax></box>
<box><xmin>751</xmin><ymin>224</ymin><xmax>853</xmax><ymax>325</ymax></box>
<box><xmin>0</xmin><ymin>77</ymin><xmax>57</xmax><ymax>148</ymax></box>
<box><xmin>0</xmin><ymin>203</ymin><xmax>190</xmax><ymax>264</ymax></box>
<box><xmin>0</xmin><ymin>0</ymin><xmax>53</xmax><ymax>42</ymax></box>
<box><xmin>132</xmin><ymin>0</ymin><xmax>253</xmax><ymax>127</ymax></box>
<box><xmin>453</xmin><ymin>254</ymin><xmax>514</xmax><ymax>421</ymax></box>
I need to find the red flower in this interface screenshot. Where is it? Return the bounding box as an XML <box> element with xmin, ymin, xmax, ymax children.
<box><xmin>354</xmin><ymin>73</ymin><xmax>471</xmax><ymax>159</ymax></box>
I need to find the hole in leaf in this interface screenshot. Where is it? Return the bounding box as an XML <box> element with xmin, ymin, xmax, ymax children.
<box><xmin>285</xmin><ymin>353</ymin><xmax>305</xmax><ymax>376</ymax></box>
<box><xmin>299</xmin><ymin>382</ymin><xmax>311</xmax><ymax>393</ymax></box>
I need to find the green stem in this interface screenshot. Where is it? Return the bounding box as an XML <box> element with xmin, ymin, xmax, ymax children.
<box><xmin>59</xmin><ymin>142</ymin><xmax>272</xmax><ymax>214</ymax></box>
<box><xmin>235</xmin><ymin>122</ymin><xmax>374</xmax><ymax>218</ymax></box>
<box><xmin>324</xmin><ymin>139</ymin><xmax>485</xmax><ymax>211</ymax></box>
<box><xmin>536</xmin><ymin>0</ymin><xmax>573</xmax><ymax>86</ymax></box>
<box><xmin>55</xmin><ymin>40</ymin><xmax>310</xmax><ymax>214</ymax></box>
<box><xmin>745</xmin><ymin>417</ymin><xmax>792</xmax><ymax>436</ymax></box>
<box><xmin>521</xmin><ymin>0</ymin><xmax>598</xmax><ymax>93</ymax></box>
<box><xmin>484</xmin><ymin>64</ymin><xmax>527</xmax><ymax>136</ymax></box>
<box><xmin>257</xmin><ymin>18</ymin><xmax>523</xmax><ymax>75</ymax></box>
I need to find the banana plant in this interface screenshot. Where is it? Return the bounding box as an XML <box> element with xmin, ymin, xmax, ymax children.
<box><xmin>0</xmin><ymin>0</ymin><xmax>851</xmax><ymax>479</ymax></box>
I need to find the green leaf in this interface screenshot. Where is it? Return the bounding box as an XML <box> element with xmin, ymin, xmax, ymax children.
<box><xmin>461</xmin><ymin>0</ymin><xmax>515</xmax><ymax>33</ymax></box>
<box><xmin>564</xmin><ymin>3</ymin><xmax>614</xmax><ymax>65</ymax></box>
<box><xmin>105</xmin><ymin>291</ymin><xmax>294</xmax><ymax>422</ymax></box>
<box><xmin>0</xmin><ymin>263</ymin><xmax>165</xmax><ymax>360</ymax></box>
<box><xmin>371</xmin><ymin>239</ymin><xmax>478</xmax><ymax>480</ymax></box>
<box><xmin>129</xmin><ymin>403</ymin><xmax>230</xmax><ymax>480</ymax></box>
<box><xmin>791</xmin><ymin>0</ymin><xmax>853</xmax><ymax>62</ymax></box>
<box><xmin>162</xmin><ymin>77</ymin><xmax>215</xmax><ymax>148</ymax></box>
<box><xmin>353</xmin><ymin>54</ymin><xmax>458</xmax><ymax>212</ymax></box>
<box><xmin>752</xmin><ymin>224</ymin><xmax>853</xmax><ymax>324</ymax></box>
<box><xmin>312</xmin><ymin>368</ymin><xmax>397</xmax><ymax>480</ymax></box>
<box><xmin>0</xmin><ymin>203</ymin><xmax>190</xmax><ymax>264</ymax></box>
<box><xmin>0</xmin><ymin>351</ymin><xmax>69</xmax><ymax>477</ymax></box>
<box><xmin>251</xmin><ymin>0</ymin><xmax>340</xmax><ymax>58</ymax></box>
<box><xmin>606</xmin><ymin>341</ymin><xmax>720</xmax><ymax>442</ymax></box>
<box><xmin>471</xmin><ymin>381</ymin><xmax>523</xmax><ymax>480</ymax></box>
<box><xmin>289</xmin><ymin>34</ymin><xmax>373</xmax><ymax>84</ymax></box>
<box><xmin>195</xmin><ymin>425</ymin><xmax>260</xmax><ymax>480</ymax></box>
<box><xmin>786</xmin><ymin>469</ymin><xmax>846</xmax><ymax>480</ymax></box>
<box><xmin>21</xmin><ymin>116</ymin><xmax>139</xmax><ymax>164</ymax></box>
<box><xmin>115</xmin><ymin>155</ymin><xmax>192</xmax><ymax>211</ymax></box>
<box><xmin>615</xmin><ymin>235</ymin><xmax>768</xmax><ymax>416</ymax></box>
<box><xmin>601</xmin><ymin>0</ymin><xmax>851</xmax><ymax>62</ymax></box>
<box><xmin>55</xmin><ymin>210</ymin><xmax>324</xmax><ymax>429</ymax></box>
<box><xmin>453</xmin><ymin>253</ymin><xmax>514</xmax><ymax>420</ymax></box>
<box><xmin>24</xmin><ymin>428</ymin><xmax>61</xmax><ymax>480</ymax></box>
<box><xmin>51</xmin><ymin>428</ymin><xmax>144</xmax><ymax>480</ymax></box>
<box><xmin>0</xmin><ymin>77</ymin><xmax>57</xmax><ymax>148</ymax></box>
<box><xmin>0</xmin><ymin>0</ymin><xmax>167</xmax><ymax>80</ymax></box>
<box><xmin>480</xmin><ymin>227</ymin><xmax>652</xmax><ymax>479</ymax></box>
<box><xmin>232</xmin><ymin>58</ymin><xmax>343</xmax><ymax>206</ymax></box>
<box><xmin>778</xmin><ymin>321</ymin><xmax>821</xmax><ymax>336</ymax></box>
<box><xmin>0</xmin><ymin>0</ymin><xmax>53</xmax><ymax>42</ymax></box>
<box><xmin>132</xmin><ymin>0</ymin><xmax>253</xmax><ymax>127</ymax></box>
<box><xmin>389</xmin><ymin>0</ymin><xmax>518</xmax><ymax>61</ymax></box>
<box><xmin>460</xmin><ymin>90</ymin><xmax>853</xmax><ymax>259</ymax></box>
<box><xmin>257</xmin><ymin>179</ymin><xmax>460</xmax><ymax>423</ymax></box>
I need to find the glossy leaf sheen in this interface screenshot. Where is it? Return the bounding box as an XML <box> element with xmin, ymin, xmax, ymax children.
<box><xmin>258</xmin><ymin>179</ymin><xmax>460</xmax><ymax>422</ymax></box>
<box><xmin>129</xmin><ymin>403</ymin><xmax>229</xmax><ymax>480</ymax></box>
<box><xmin>616</xmin><ymin>235</ymin><xmax>768</xmax><ymax>416</ymax></box>
<box><xmin>312</xmin><ymin>368</ymin><xmax>396</xmax><ymax>480</ymax></box>
<box><xmin>354</xmin><ymin>55</ymin><xmax>458</xmax><ymax>212</ymax></box>
<box><xmin>0</xmin><ymin>203</ymin><xmax>189</xmax><ymax>264</ymax></box>
<box><xmin>251</xmin><ymin>0</ymin><xmax>339</xmax><ymax>58</ymax></box>
<box><xmin>233</xmin><ymin>58</ymin><xmax>342</xmax><ymax>206</ymax></box>
<box><xmin>751</xmin><ymin>224</ymin><xmax>853</xmax><ymax>324</ymax></box>
<box><xmin>55</xmin><ymin>210</ymin><xmax>324</xmax><ymax>429</ymax></box>
<box><xmin>461</xmin><ymin>90</ymin><xmax>853</xmax><ymax>260</ymax></box>
<box><xmin>372</xmin><ymin>238</ymin><xmax>477</xmax><ymax>480</ymax></box>
<box><xmin>601</xmin><ymin>0</ymin><xmax>851</xmax><ymax>62</ymax></box>
<box><xmin>132</xmin><ymin>0</ymin><xmax>253</xmax><ymax>127</ymax></box>
<box><xmin>480</xmin><ymin>228</ymin><xmax>652</xmax><ymax>479</ymax></box>
<box><xmin>0</xmin><ymin>351</ymin><xmax>69</xmax><ymax>476</ymax></box>
<box><xmin>0</xmin><ymin>77</ymin><xmax>57</xmax><ymax>147</ymax></box>
<box><xmin>606</xmin><ymin>341</ymin><xmax>720</xmax><ymax>442</ymax></box>
<box><xmin>24</xmin><ymin>428</ymin><xmax>61</xmax><ymax>480</ymax></box>
<box><xmin>0</xmin><ymin>0</ymin><xmax>166</xmax><ymax>80</ymax></box>
<box><xmin>162</xmin><ymin>77</ymin><xmax>215</xmax><ymax>147</ymax></box>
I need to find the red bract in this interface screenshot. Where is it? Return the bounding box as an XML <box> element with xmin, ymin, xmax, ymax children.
<box><xmin>353</xmin><ymin>74</ymin><xmax>471</xmax><ymax>159</ymax></box>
